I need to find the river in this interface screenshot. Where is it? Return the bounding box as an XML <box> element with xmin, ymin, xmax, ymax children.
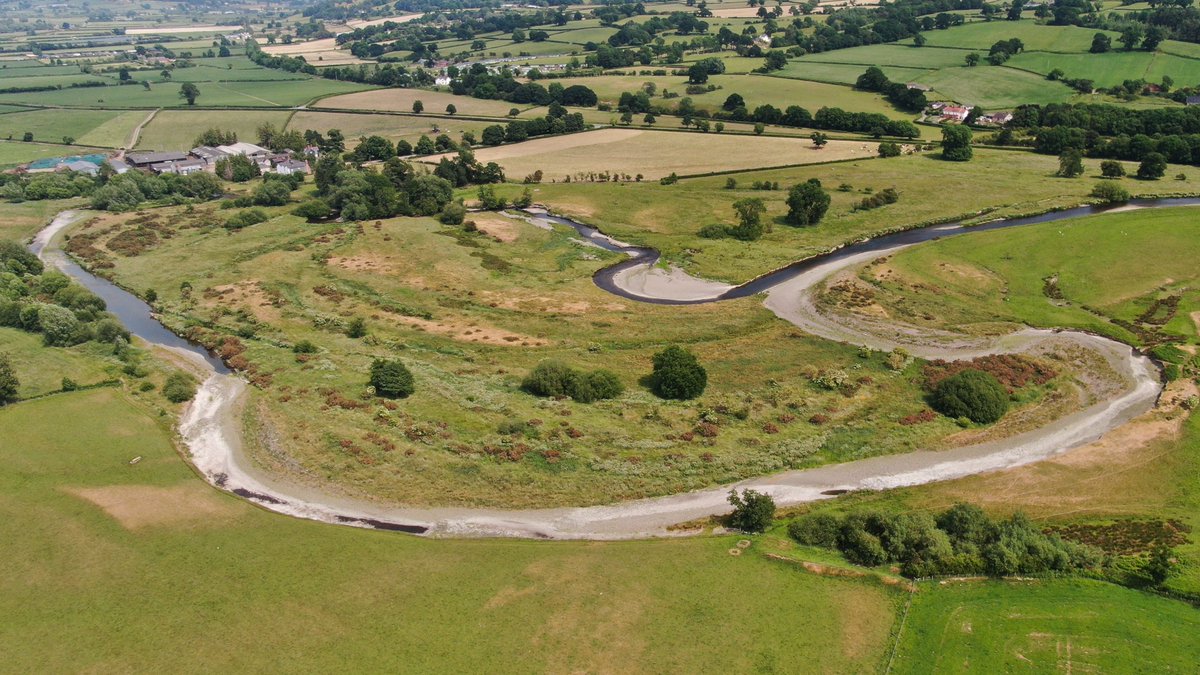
<box><xmin>30</xmin><ymin>199</ymin><xmax>1195</xmax><ymax>538</ymax></box>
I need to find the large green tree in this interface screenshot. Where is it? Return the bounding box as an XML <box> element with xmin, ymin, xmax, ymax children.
<box><xmin>648</xmin><ymin>345</ymin><xmax>707</xmax><ymax>400</ymax></box>
<box><xmin>785</xmin><ymin>179</ymin><xmax>831</xmax><ymax>226</ymax></box>
<box><xmin>179</xmin><ymin>82</ymin><xmax>200</xmax><ymax>105</ymax></box>
<box><xmin>941</xmin><ymin>125</ymin><xmax>973</xmax><ymax>161</ymax></box>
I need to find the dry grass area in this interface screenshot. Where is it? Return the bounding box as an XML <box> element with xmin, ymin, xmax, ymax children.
<box><xmin>427</xmin><ymin>128</ymin><xmax>877</xmax><ymax>180</ymax></box>
<box><xmin>905</xmin><ymin>379</ymin><xmax>1199</xmax><ymax>519</ymax></box>
<box><xmin>261</xmin><ymin>38</ymin><xmax>371</xmax><ymax>66</ymax></box>
<box><xmin>316</xmin><ymin>88</ymin><xmax>525</xmax><ymax>116</ymax></box>
<box><xmin>66</xmin><ymin>483</ymin><xmax>242</xmax><ymax>530</ymax></box>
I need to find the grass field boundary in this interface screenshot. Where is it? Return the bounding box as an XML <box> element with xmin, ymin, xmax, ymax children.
<box><xmin>884</xmin><ymin>583</ymin><xmax>916</xmax><ymax>675</ymax></box>
<box><xmin>12</xmin><ymin>378</ymin><xmax>122</xmax><ymax>404</ymax></box>
<box><xmin>673</xmin><ymin>153</ymin><xmax>882</xmax><ymax>180</ymax></box>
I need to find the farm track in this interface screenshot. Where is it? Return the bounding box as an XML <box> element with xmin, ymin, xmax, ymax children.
<box><xmin>32</xmin><ymin>201</ymin><xmax>1193</xmax><ymax>539</ymax></box>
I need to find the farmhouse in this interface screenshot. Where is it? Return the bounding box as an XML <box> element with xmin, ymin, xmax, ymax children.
<box><xmin>275</xmin><ymin>159</ymin><xmax>310</xmax><ymax>175</ymax></box>
<box><xmin>940</xmin><ymin>105</ymin><xmax>973</xmax><ymax>122</ymax></box>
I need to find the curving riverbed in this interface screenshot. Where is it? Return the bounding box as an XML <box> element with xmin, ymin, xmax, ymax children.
<box><xmin>32</xmin><ymin>200</ymin><xmax>1196</xmax><ymax>538</ymax></box>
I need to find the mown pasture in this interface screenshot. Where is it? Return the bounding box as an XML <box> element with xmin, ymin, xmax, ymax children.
<box><xmin>0</xmin><ymin>386</ymin><xmax>899</xmax><ymax>673</ymax></box>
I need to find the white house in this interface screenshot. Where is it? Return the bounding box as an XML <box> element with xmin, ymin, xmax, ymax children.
<box><xmin>275</xmin><ymin>159</ymin><xmax>310</xmax><ymax>175</ymax></box>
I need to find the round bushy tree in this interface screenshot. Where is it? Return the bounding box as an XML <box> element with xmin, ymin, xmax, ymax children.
<box><xmin>727</xmin><ymin>489</ymin><xmax>776</xmax><ymax>533</ymax></box>
<box><xmin>649</xmin><ymin>345</ymin><xmax>707</xmax><ymax>400</ymax></box>
<box><xmin>370</xmin><ymin>359</ymin><xmax>415</xmax><ymax>399</ymax></box>
<box><xmin>930</xmin><ymin>369</ymin><xmax>1008</xmax><ymax>423</ymax></box>
<box><xmin>1137</xmin><ymin>152</ymin><xmax>1167</xmax><ymax>180</ymax></box>
<box><xmin>785</xmin><ymin>178</ymin><xmax>831</xmax><ymax>226</ymax></box>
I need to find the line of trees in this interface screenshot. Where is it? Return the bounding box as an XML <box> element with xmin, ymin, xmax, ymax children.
<box><xmin>789</xmin><ymin>503</ymin><xmax>1103</xmax><ymax>578</ymax></box>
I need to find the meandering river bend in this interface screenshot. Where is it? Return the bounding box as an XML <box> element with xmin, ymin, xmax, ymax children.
<box><xmin>32</xmin><ymin>199</ymin><xmax>1197</xmax><ymax>538</ymax></box>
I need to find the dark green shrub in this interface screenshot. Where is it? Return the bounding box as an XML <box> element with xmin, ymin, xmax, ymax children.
<box><xmin>583</xmin><ymin>369</ymin><xmax>623</xmax><ymax>400</ymax></box>
<box><xmin>727</xmin><ymin>489</ymin><xmax>775</xmax><ymax>533</ymax></box>
<box><xmin>649</xmin><ymin>345</ymin><xmax>707</xmax><ymax>400</ymax></box>
<box><xmin>787</xmin><ymin>512</ymin><xmax>841</xmax><ymax>547</ymax></box>
<box><xmin>225</xmin><ymin>208</ymin><xmax>270</xmax><ymax>230</ymax></box>
<box><xmin>162</xmin><ymin>372</ymin><xmax>197</xmax><ymax>403</ymax></box>
<box><xmin>369</xmin><ymin>359</ymin><xmax>415</xmax><ymax>399</ymax></box>
<box><xmin>346</xmin><ymin>317</ymin><xmax>367</xmax><ymax>338</ymax></box>
<box><xmin>523</xmin><ymin>361</ymin><xmax>622</xmax><ymax>403</ymax></box>
<box><xmin>698</xmin><ymin>224</ymin><xmax>730</xmax><ymax>239</ymax></box>
<box><xmin>930</xmin><ymin>369</ymin><xmax>1008</xmax><ymax>424</ymax></box>
<box><xmin>522</xmin><ymin>360</ymin><xmax>576</xmax><ymax>398</ymax></box>
<box><xmin>292</xmin><ymin>340</ymin><xmax>318</xmax><ymax>354</ymax></box>
<box><xmin>1091</xmin><ymin>181</ymin><xmax>1130</xmax><ymax>203</ymax></box>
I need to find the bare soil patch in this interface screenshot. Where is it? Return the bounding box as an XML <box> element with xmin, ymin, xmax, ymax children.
<box><xmin>202</xmin><ymin>280</ymin><xmax>282</xmax><ymax>323</ymax></box>
<box><xmin>387</xmin><ymin>313</ymin><xmax>548</xmax><ymax>347</ymax></box>
<box><xmin>67</xmin><ymin>483</ymin><xmax>240</xmax><ymax>530</ymax></box>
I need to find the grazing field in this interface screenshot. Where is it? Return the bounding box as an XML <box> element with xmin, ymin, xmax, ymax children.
<box><xmin>547</xmin><ymin>73</ymin><xmax>909</xmax><ymax>118</ymax></box>
<box><xmin>134</xmin><ymin>110</ymin><xmax>293</xmax><ymax>150</ymax></box>
<box><xmin>430</xmin><ymin>127</ymin><xmax>881</xmax><ymax>179</ymax></box>
<box><xmin>0</xmin><ymin>109</ymin><xmax>146</xmax><ymax>148</ymax></box>
<box><xmin>794</xmin><ymin>44</ymin><xmax>974</xmax><ymax>70</ymax></box>
<box><xmin>891</xmin><ymin>579</ymin><xmax>1200</xmax><ymax>673</ymax></box>
<box><xmin>317</xmin><ymin>88</ymin><xmax>532</xmax><ymax>116</ymax></box>
<box><xmin>1008</xmin><ymin>50</ymin><xmax>1200</xmax><ymax>89</ymax></box>
<box><xmin>0</xmin><ymin>197</ymin><xmax>78</xmax><ymax>241</ymax></box>
<box><xmin>0</xmin><ymin>329</ymin><xmax>116</xmax><ymax>399</ymax></box>
<box><xmin>289</xmin><ymin>110</ymin><xmax>494</xmax><ymax>146</ymax></box>
<box><xmin>903</xmin><ymin>21</ymin><xmax>1119</xmax><ymax>53</ymax></box>
<box><xmin>775</xmin><ymin>61</ymin><xmax>934</xmax><ymax>87</ymax></box>
<box><xmin>0</xmin><ymin>141</ymin><xmax>96</xmax><ymax>167</ymax></box>
<box><xmin>0</xmin><ymin>77</ymin><xmax>374</xmax><ymax>109</ymax></box>
<box><xmin>0</xmin><ymin>387</ymin><xmax>899</xmax><ymax>673</ymax></box>
<box><xmin>864</xmin><ymin>206</ymin><xmax>1200</xmax><ymax>344</ymax></box>
<box><xmin>527</xmin><ymin>150</ymin><xmax>1200</xmax><ymax>283</ymax></box>
<box><xmin>913</xmin><ymin>66</ymin><xmax>1074</xmax><ymax>107</ymax></box>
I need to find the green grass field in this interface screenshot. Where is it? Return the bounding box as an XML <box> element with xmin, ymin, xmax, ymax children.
<box><xmin>0</xmin><ymin>329</ymin><xmax>117</xmax><ymax>398</ymax></box>
<box><xmin>0</xmin><ymin>140</ymin><xmax>97</xmax><ymax>167</ymax></box>
<box><xmin>0</xmin><ymin>77</ymin><xmax>374</xmax><ymax>109</ymax></box>
<box><xmin>902</xmin><ymin>21</ymin><xmax>1120</xmax><ymax>53</ymax></box>
<box><xmin>0</xmin><ymin>109</ymin><xmax>147</xmax><ymax>148</ymax></box>
<box><xmin>865</xmin><ymin>206</ymin><xmax>1200</xmax><ymax>344</ymax></box>
<box><xmin>794</xmin><ymin>44</ymin><xmax>974</xmax><ymax>69</ymax></box>
<box><xmin>0</xmin><ymin>387</ymin><xmax>899</xmax><ymax>673</ymax></box>
<box><xmin>1007</xmin><ymin>50</ymin><xmax>1200</xmax><ymax>89</ymax></box>
<box><xmin>134</xmin><ymin>109</ymin><xmax>294</xmax><ymax>150</ymax></box>
<box><xmin>774</xmin><ymin>61</ymin><xmax>935</xmax><ymax>87</ymax></box>
<box><xmin>892</xmin><ymin>579</ymin><xmax>1200</xmax><ymax>673</ymax></box>
<box><xmin>913</xmin><ymin>66</ymin><xmax>1075</xmax><ymax>107</ymax></box>
<box><xmin>289</xmin><ymin>110</ymin><xmax>495</xmax><ymax>146</ymax></box>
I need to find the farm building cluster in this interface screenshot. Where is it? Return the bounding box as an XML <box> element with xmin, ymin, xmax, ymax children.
<box><xmin>17</xmin><ymin>142</ymin><xmax>314</xmax><ymax>177</ymax></box>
